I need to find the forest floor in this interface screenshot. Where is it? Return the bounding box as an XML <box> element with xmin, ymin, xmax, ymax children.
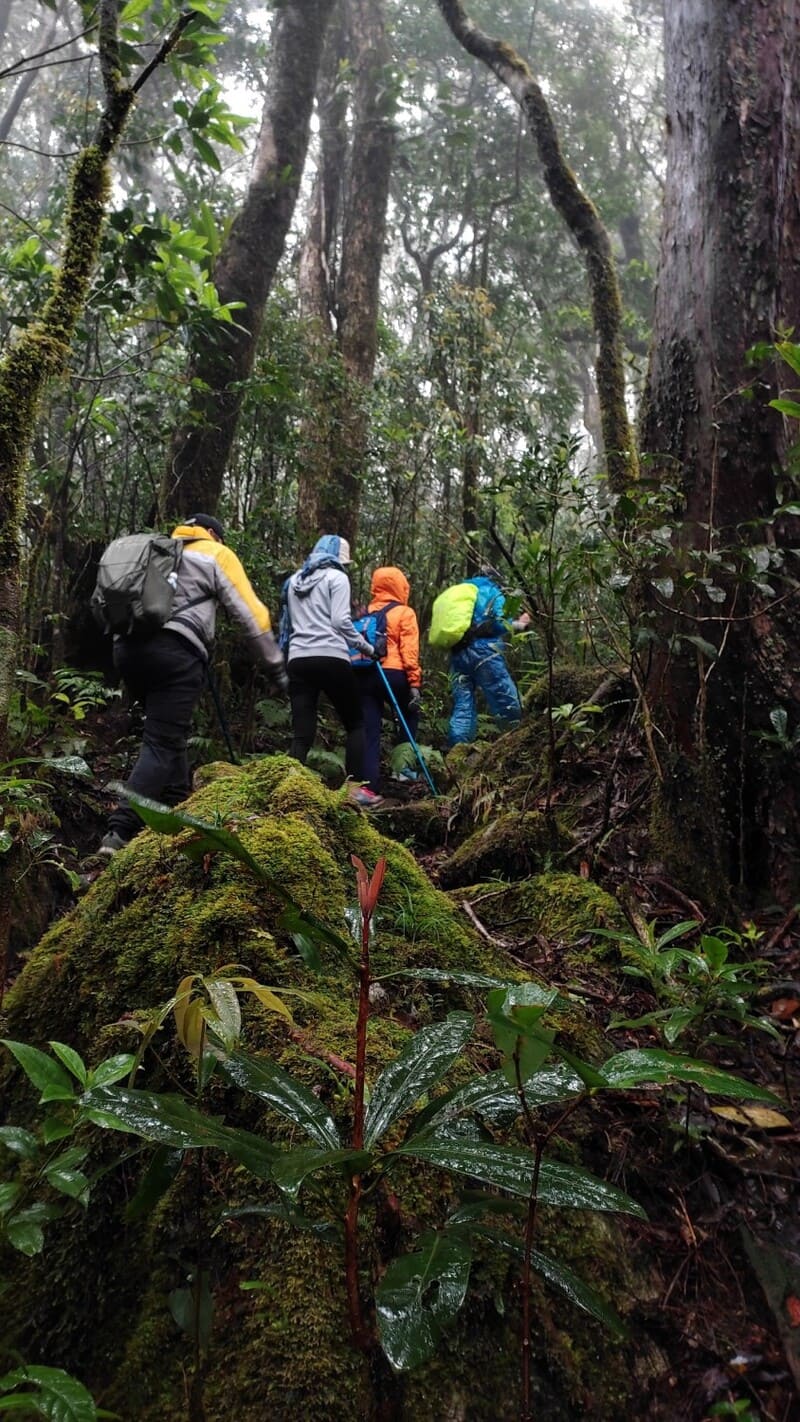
<box><xmin>5</xmin><ymin>692</ymin><xmax>800</xmax><ymax>1422</ymax></box>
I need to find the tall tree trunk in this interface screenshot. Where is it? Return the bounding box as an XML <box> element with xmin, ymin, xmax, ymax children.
<box><xmin>318</xmin><ymin>0</ymin><xmax>395</xmax><ymax>548</ymax></box>
<box><xmin>0</xmin><ymin>0</ymin><xmax>192</xmax><ymax>973</ymax></box>
<box><xmin>295</xmin><ymin>7</ymin><xmax>348</xmax><ymax>551</ymax></box>
<box><xmin>0</xmin><ymin>0</ymin><xmax>13</xmax><ymax>53</ymax></box>
<box><xmin>163</xmin><ymin>0</ymin><xmax>336</xmax><ymax>520</ymax></box>
<box><xmin>641</xmin><ymin>0</ymin><xmax>800</xmax><ymax>903</ymax></box>
<box><xmin>0</xmin><ymin>0</ymin><xmax>66</xmax><ymax>144</ymax></box>
<box><xmin>435</xmin><ymin>0</ymin><xmax>638</xmax><ymax>493</ymax></box>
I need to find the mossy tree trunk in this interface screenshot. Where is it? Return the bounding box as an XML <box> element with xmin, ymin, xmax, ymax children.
<box><xmin>162</xmin><ymin>0</ymin><xmax>336</xmax><ymax>521</ymax></box>
<box><xmin>640</xmin><ymin>0</ymin><xmax>800</xmax><ymax>902</ymax></box>
<box><xmin>0</xmin><ymin>2</ymin><xmax>193</xmax><ymax>976</ymax></box>
<box><xmin>295</xmin><ymin>0</ymin><xmax>396</xmax><ymax>552</ymax></box>
<box><xmin>435</xmin><ymin>0</ymin><xmax>639</xmax><ymax>497</ymax></box>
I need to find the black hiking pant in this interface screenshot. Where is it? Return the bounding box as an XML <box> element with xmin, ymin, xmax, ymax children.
<box><xmin>359</xmin><ymin>666</ymin><xmax>419</xmax><ymax>792</ymax></box>
<box><xmin>108</xmin><ymin>630</ymin><xmax>206</xmax><ymax>842</ymax></box>
<box><xmin>288</xmin><ymin>656</ymin><xmax>365</xmax><ymax>781</ymax></box>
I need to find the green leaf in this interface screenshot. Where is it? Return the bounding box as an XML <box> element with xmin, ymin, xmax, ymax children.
<box><xmin>769</xmin><ymin>398</ymin><xmax>800</xmax><ymax>419</ymax></box>
<box><xmin>0</xmin><ymin>1365</ymin><xmax>98</xmax><ymax>1419</ymax></box>
<box><xmin>1</xmin><ymin>1040</ymin><xmax>75</xmax><ymax>1103</ymax></box>
<box><xmin>375</xmin><ymin>1234</ymin><xmax>472</xmax><ymax>1372</ymax></box>
<box><xmin>0</xmin><ymin>1182</ymin><xmax>21</xmax><ymax>1214</ymax></box>
<box><xmin>5</xmin><ymin>1217</ymin><xmax>45</xmax><ymax>1256</ymax></box>
<box><xmin>0</xmin><ymin>1126</ymin><xmax>39</xmax><ymax>1160</ymax></box>
<box><xmin>191</xmin><ymin>134</ymin><xmax>222</xmax><ymax>172</ymax></box>
<box><xmin>395</xmin><ymin>1135</ymin><xmax>646</xmax><ymax>1217</ymax></box>
<box><xmin>775</xmin><ymin>341</ymin><xmax>800</xmax><ymax>378</ymax></box>
<box><xmin>43</xmin><ymin>1154</ymin><xmax>90</xmax><ymax>1204</ymax></box>
<box><xmin>378</xmin><ymin>968</ymin><xmax>516</xmax><ymax>990</ymax></box>
<box><xmin>168</xmin><ymin>1272</ymin><xmax>213</xmax><ymax>1349</ymax></box>
<box><xmin>364</xmin><ymin>1013</ymin><xmax>473</xmax><ymax>1148</ymax></box>
<box><xmin>126</xmin><ymin>1146</ymin><xmax>184</xmax><ymax>1222</ymax></box>
<box><xmin>119</xmin><ymin>0</ymin><xmax>150</xmax><ymax>19</ymax></box>
<box><xmin>412</xmin><ymin>1064</ymin><xmax>583</xmax><ymax>1137</ymax></box>
<box><xmin>87</xmin><ymin>1055</ymin><xmax>135</xmax><ymax>1090</ymax></box>
<box><xmin>48</xmin><ymin>1042</ymin><xmax>87</xmax><ymax>1088</ymax></box>
<box><xmin>599</xmin><ymin>1049</ymin><xmax>784</xmax><ymax>1102</ymax></box>
<box><xmin>220</xmin><ymin>1050</ymin><xmax>340</xmax><ymax>1150</ymax></box>
<box><xmin>271</xmin><ymin>1147</ymin><xmax>372</xmax><ymax>1201</ymax></box>
<box><xmin>459</xmin><ymin>1223</ymin><xmax>625</xmax><ymax>1337</ymax></box>
<box><xmin>80</xmin><ymin>1086</ymin><xmax>277</xmax><ymax>1180</ymax></box>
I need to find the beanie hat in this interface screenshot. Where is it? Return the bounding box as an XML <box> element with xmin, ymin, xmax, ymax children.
<box><xmin>186</xmin><ymin>513</ymin><xmax>225</xmax><ymax>543</ymax></box>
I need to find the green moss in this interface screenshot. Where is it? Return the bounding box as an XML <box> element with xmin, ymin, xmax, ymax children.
<box><xmin>0</xmin><ymin>755</ymin><xmax>651</xmax><ymax>1418</ymax></box>
<box><xmin>440</xmin><ymin>811</ymin><xmax>567</xmax><ymax>888</ymax></box>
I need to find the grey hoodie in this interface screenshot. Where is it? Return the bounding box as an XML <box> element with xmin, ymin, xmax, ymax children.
<box><xmin>286</xmin><ymin>565</ymin><xmax>373</xmax><ymax>664</ymax></box>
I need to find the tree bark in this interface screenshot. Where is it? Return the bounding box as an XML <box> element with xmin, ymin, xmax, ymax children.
<box><xmin>0</xmin><ymin>4</ymin><xmax>67</xmax><ymax>144</ymax></box>
<box><xmin>163</xmin><ymin>0</ymin><xmax>336</xmax><ymax>519</ymax></box>
<box><xmin>435</xmin><ymin>0</ymin><xmax>638</xmax><ymax>494</ymax></box>
<box><xmin>308</xmin><ymin>0</ymin><xmax>395</xmax><ymax>549</ymax></box>
<box><xmin>641</xmin><ymin>0</ymin><xmax>800</xmax><ymax>902</ymax></box>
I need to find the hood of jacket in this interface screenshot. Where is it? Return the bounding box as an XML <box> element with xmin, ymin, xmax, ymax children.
<box><xmin>370</xmin><ymin>566</ymin><xmax>410</xmax><ymax>606</ymax></box>
<box><xmin>289</xmin><ymin>535</ymin><xmax>351</xmax><ymax>597</ymax></box>
<box><xmin>172</xmin><ymin>523</ymin><xmax>217</xmax><ymax>544</ymax></box>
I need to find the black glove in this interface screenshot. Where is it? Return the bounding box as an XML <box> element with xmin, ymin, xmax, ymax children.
<box><xmin>270</xmin><ymin>667</ymin><xmax>290</xmax><ymax>696</ymax></box>
<box><xmin>408</xmin><ymin>686</ymin><xmax>422</xmax><ymax>710</ymax></box>
<box><xmin>363</xmin><ymin>643</ymin><xmax>379</xmax><ymax>661</ymax></box>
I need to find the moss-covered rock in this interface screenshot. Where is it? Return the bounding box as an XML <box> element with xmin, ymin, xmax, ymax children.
<box><xmin>1</xmin><ymin>756</ymin><xmax>651</xmax><ymax>1420</ymax></box>
<box><xmin>460</xmin><ymin>873</ymin><xmax>625</xmax><ymax>970</ymax></box>
<box><xmin>440</xmin><ymin>811</ymin><xmax>568</xmax><ymax>888</ymax></box>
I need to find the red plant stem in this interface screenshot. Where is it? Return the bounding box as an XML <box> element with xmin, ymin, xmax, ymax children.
<box><xmin>521</xmin><ymin>1138</ymin><xmax>544</xmax><ymax>1422</ymax></box>
<box><xmin>344</xmin><ymin>905</ymin><xmax>373</xmax><ymax>1350</ymax></box>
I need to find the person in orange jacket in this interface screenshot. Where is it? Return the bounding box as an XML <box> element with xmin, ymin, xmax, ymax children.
<box><xmin>358</xmin><ymin>566</ymin><xmax>421</xmax><ymax>792</ymax></box>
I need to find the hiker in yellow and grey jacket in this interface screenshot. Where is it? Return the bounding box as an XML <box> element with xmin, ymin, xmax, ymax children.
<box><xmin>99</xmin><ymin>514</ymin><xmax>286</xmax><ymax>855</ymax></box>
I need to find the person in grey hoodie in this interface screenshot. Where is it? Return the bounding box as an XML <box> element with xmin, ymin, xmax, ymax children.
<box><xmin>284</xmin><ymin>534</ymin><xmax>383</xmax><ymax>807</ymax></box>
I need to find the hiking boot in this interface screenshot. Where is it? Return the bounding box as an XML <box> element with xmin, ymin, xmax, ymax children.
<box><xmin>349</xmin><ymin>786</ymin><xmax>384</xmax><ymax>810</ymax></box>
<box><xmin>97</xmin><ymin>831</ymin><xmax>129</xmax><ymax>857</ymax></box>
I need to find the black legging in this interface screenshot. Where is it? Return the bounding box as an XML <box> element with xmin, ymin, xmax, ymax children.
<box><xmin>288</xmin><ymin>656</ymin><xmax>365</xmax><ymax>781</ymax></box>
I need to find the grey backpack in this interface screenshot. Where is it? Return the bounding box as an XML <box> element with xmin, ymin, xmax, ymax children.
<box><xmin>91</xmin><ymin>533</ymin><xmax>183</xmax><ymax>637</ymax></box>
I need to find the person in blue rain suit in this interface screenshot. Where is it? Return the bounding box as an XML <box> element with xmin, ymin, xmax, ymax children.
<box><xmin>448</xmin><ymin>571</ymin><xmax>531</xmax><ymax>746</ymax></box>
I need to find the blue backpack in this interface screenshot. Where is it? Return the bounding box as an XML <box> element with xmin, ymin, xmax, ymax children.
<box><xmin>278</xmin><ymin>577</ymin><xmax>292</xmax><ymax>659</ymax></box>
<box><xmin>349</xmin><ymin>601</ymin><xmax>400</xmax><ymax>668</ymax></box>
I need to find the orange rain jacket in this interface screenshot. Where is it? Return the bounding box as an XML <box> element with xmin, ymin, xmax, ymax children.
<box><xmin>368</xmin><ymin>567</ymin><xmax>421</xmax><ymax>688</ymax></box>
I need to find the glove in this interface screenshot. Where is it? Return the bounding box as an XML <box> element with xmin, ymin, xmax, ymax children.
<box><xmin>270</xmin><ymin>667</ymin><xmax>290</xmax><ymax>696</ymax></box>
<box><xmin>409</xmin><ymin>686</ymin><xmax>422</xmax><ymax>710</ymax></box>
<box><xmin>363</xmin><ymin>643</ymin><xmax>380</xmax><ymax>661</ymax></box>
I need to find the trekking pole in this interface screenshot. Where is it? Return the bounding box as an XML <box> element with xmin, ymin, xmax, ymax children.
<box><xmin>205</xmin><ymin>662</ymin><xmax>238</xmax><ymax>764</ymax></box>
<box><xmin>375</xmin><ymin>662</ymin><xmax>439</xmax><ymax>798</ymax></box>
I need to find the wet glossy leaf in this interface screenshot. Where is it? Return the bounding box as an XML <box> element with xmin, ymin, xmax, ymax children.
<box><xmin>271</xmin><ymin>1147</ymin><xmax>371</xmax><ymax>1201</ymax></box>
<box><xmin>0</xmin><ymin>1364</ymin><xmax>98</xmax><ymax>1419</ymax></box>
<box><xmin>126</xmin><ymin>1147</ymin><xmax>185</xmax><ymax>1222</ymax></box>
<box><xmin>0</xmin><ymin>1182</ymin><xmax>21</xmax><ymax>1214</ymax></box>
<box><xmin>0</xmin><ymin>1126</ymin><xmax>38</xmax><ymax>1160</ymax></box>
<box><xmin>87</xmin><ymin>1055</ymin><xmax>135</xmax><ymax>1090</ymax></box>
<box><xmin>220</xmin><ymin>1050</ymin><xmax>340</xmax><ymax>1150</ymax></box>
<box><xmin>381</xmin><ymin>968</ymin><xmax>515</xmax><ymax>990</ymax></box>
<box><xmin>412</xmin><ymin>1063</ymin><xmax>584</xmax><ymax>1136</ymax></box>
<box><xmin>365</xmin><ymin>1014</ymin><xmax>473</xmax><ymax>1148</ymax></box>
<box><xmin>395</xmin><ymin>1135</ymin><xmax>646</xmax><ymax>1217</ymax></box>
<box><xmin>1</xmin><ymin>1041</ymin><xmax>75</xmax><ymax>1104</ymax></box>
<box><xmin>375</xmin><ymin>1233</ymin><xmax>472</xmax><ymax>1371</ymax></box>
<box><xmin>599</xmin><ymin>1050</ymin><xmax>783</xmax><ymax>1103</ymax></box>
<box><xmin>205</xmin><ymin>979</ymin><xmax>242</xmax><ymax>1049</ymax></box>
<box><xmin>80</xmin><ymin>1086</ymin><xmax>277</xmax><ymax>1180</ymax></box>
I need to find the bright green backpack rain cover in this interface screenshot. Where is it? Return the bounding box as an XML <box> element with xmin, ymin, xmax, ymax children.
<box><xmin>428</xmin><ymin>582</ymin><xmax>479</xmax><ymax>648</ymax></box>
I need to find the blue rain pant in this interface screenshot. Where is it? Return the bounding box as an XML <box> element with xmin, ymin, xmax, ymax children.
<box><xmin>448</xmin><ymin>640</ymin><xmax>522</xmax><ymax>746</ymax></box>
